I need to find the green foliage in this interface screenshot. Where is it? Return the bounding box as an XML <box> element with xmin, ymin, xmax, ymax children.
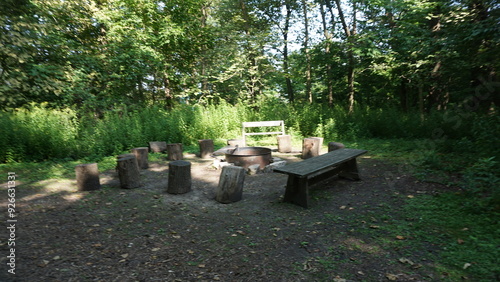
<box><xmin>0</xmin><ymin>103</ymin><xmax>78</xmax><ymax>162</ymax></box>
<box><xmin>461</xmin><ymin>157</ymin><xmax>500</xmax><ymax>211</ymax></box>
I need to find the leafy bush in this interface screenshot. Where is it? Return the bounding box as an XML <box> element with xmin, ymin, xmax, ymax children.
<box><xmin>0</xmin><ymin>104</ymin><xmax>79</xmax><ymax>162</ymax></box>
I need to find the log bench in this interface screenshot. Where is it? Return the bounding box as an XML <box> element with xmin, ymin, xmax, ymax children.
<box><xmin>273</xmin><ymin>148</ymin><xmax>367</xmax><ymax>208</ymax></box>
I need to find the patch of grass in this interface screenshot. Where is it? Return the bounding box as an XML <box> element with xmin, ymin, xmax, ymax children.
<box><xmin>377</xmin><ymin>193</ymin><xmax>500</xmax><ymax>281</ymax></box>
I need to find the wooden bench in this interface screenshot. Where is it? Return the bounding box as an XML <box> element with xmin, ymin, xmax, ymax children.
<box><xmin>242</xmin><ymin>120</ymin><xmax>285</xmax><ymax>146</ymax></box>
<box><xmin>273</xmin><ymin>148</ymin><xmax>367</xmax><ymax>208</ymax></box>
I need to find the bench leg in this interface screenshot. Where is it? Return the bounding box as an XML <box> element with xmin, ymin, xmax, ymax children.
<box><xmin>283</xmin><ymin>175</ymin><xmax>309</xmax><ymax>208</ymax></box>
<box><xmin>338</xmin><ymin>158</ymin><xmax>361</xmax><ymax>180</ymax></box>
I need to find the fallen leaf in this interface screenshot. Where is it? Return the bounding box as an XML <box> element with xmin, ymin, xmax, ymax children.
<box><xmin>121</xmin><ymin>253</ymin><xmax>129</xmax><ymax>259</ymax></box>
<box><xmin>152</xmin><ymin>248</ymin><xmax>160</xmax><ymax>252</ymax></box>
<box><xmin>399</xmin><ymin>257</ymin><xmax>415</xmax><ymax>265</ymax></box>
<box><xmin>463</xmin><ymin>263</ymin><xmax>472</xmax><ymax>270</ymax></box>
<box><xmin>340</xmin><ymin>206</ymin><xmax>347</xmax><ymax>210</ymax></box>
<box><xmin>457</xmin><ymin>238</ymin><xmax>465</xmax><ymax>244</ymax></box>
<box><xmin>407</xmin><ymin>195</ymin><xmax>414</xmax><ymax>198</ymax></box>
<box><xmin>53</xmin><ymin>256</ymin><xmax>60</xmax><ymax>260</ymax></box>
<box><xmin>396</xmin><ymin>235</ymin><xmax>405</xmax><ymax>240</ymax></box>
<box><xmin>198</xmin><ymin>264</ymin><xmax>205</xmax><ymax>268</ymax></box>
<box><xmin>187</xmin><ymin>250</ymin><xmax>194</xmax><ymax>254</ymax></box>
<box><xmin>370</xmin><ymin>225</ymin><xmax>380</xmax><ymax>229</ymax></box>
<box><xmin>386</xmin><ymin>273</ymin><xmax>398</xmax><ymax>281</ymax></box>
<box><xmin>333</xmin><ymin>276</ymin><xmax>346</xmax><ymax>282</ymax></box>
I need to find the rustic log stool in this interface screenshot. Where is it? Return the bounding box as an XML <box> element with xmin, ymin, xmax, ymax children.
<box><xmin>227</xmin><ymin>139</ymin><xmax>245</xmax><ymax>147</ymax></box>
<box><xmin>167</xmin><ymin>160</ymin><xmax>191</xmax><ymax>194</ymax></box>
<box><xmin>131</xmin><ymin>147</ymin><xmax>149</xmax><ymax>169</ymax></box>
<box><xmin>302</xmin><ymin>137</ymin><xmax>323</xmax><ymax>159</ymax></box>
<box><xmin>149</xmin><ymin>141</ymin><xmax>167</xmax><ymax>153</ymax></box>
<box><xmin>166</xmin><ymin>143</ymin><xmax>183</xmax><ymax>161</ymax></box>
<box><xmin>198</xmin><ymin>139</ymin><xmax>214</xmax><ymax>159</ymax></box>
<box><xmin>116</xmin><ymin>153</ymin><xmax>137</xmax><ymax>168</ymax></box>
<box><xmin>215</xmin><ymin>166</ymin><xmax>246</xmax><ymax>204</ymax></box>
<box><xmin>277</xmin><ymin>135</ymin><xmax>292</xmax><ymax>153</ymax></box>
<box><xmin>117</xmin><ymin>156</ymin><xmax>141</xmax><ymax>189</ymax></box>
<box><xmin>328</xmin><ymin>142</ymin><xmax>345</xmax><ymax>152</ymax></box>
<box><xmin>75</xmin><ymin>163</ymin><xmax>101</xmax><ymax>191</ymax></box>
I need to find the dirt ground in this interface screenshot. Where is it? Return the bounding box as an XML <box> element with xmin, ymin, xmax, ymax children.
<box><xmin>1</xmin><ymin>149</ymin><xmax>451</xmax><ymax>281</ymax></box>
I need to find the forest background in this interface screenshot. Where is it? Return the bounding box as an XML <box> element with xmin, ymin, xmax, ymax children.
<box><xmin>0</xmin><ymin>0</ymin><xmax>499</xmax><ymax>208</ymax></box>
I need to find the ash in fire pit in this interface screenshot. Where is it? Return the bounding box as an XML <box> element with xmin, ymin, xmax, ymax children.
<box><xmin>225</xmin><ymin>146</ymin><xmax>272</xmax><ymax>169</ymax></box>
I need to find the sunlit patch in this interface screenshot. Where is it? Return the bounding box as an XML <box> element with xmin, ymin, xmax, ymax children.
<box><xmin>62</xmin><ymin>193</ymin><xmax>85</xmax><ymax>202</ymax></box>
<box><xmin>343</xmin><ymin>237</ymin><xmax>383</xmax><ymax>255</ymax></box>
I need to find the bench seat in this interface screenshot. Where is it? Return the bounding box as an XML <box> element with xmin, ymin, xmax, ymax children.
<box><xmin>274</xmin><ymin>148</ymin><xmax>367</xmax><ymax>208</ymax></box>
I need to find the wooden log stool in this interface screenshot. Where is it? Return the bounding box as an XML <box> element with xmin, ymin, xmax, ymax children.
<box><xmin>227</xmin><ymin>139</ymin><xmax>245</xmax><ymax>147</ymax></box>
<box><xmin>75</xmin><ymin>163</ymin><xmax>101</xmax><ymax>191</ymax></box>
<box><xmin>277</xmin><ymin>135</ymin><xmax>292</xmax><ymax>153</ymax></box>
<box><xmin>215</xmin><ymin>166</ymin><xmax>246</xmax><ymax>204</ymax></box>
<box><xmin>328</xmin><ymin>142</ymin><xmax>345</xmax><ymax>152</ymax></box>
<box><xmin>166</xmin><ymin>143</ymin><xmax>183</xmax><ymax>161</ymax></box>
<box><xmin>117</xmin><ymin>155</ymin><xmax>141</xmax><ymax>189</ymax></box>
<box><xmin>131</xmin><ymin>147</ymin><xmax>149</xmax><ymax>169</ymax></box>
<box><xmin>167</xmin><ymin>160</ymin><xmax>191</xmax><ymax>194</ymax></box>
<box><xmin>198</xmin><ymin>139</ymin><xmax>214</xmax><ymax>159</ymax></box>
<box><xmin>149</xmin><ymin>141</ymin><xmax>167</xmax><ymax>153</ymax></box>
<box><xmin>302</xmin><ymin>137</ymin><xmax>323</xmax><ymax>159</ymax></box>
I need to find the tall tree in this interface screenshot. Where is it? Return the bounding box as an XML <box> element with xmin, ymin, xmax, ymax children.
<box><xmin>302</xmin><ymin>0</ymin><xmax>313</xmax><ymax>103</ymax></box>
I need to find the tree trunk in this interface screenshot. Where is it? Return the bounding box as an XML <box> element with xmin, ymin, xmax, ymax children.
<box><xmin>215</xmin><ymin>165</ymin><xmax>246</xmax><ymax>204</ymax></box>
<box><xmin>149</xmin><ymin>141</ymin><xmax>167</xmax><ymax>153</ymax></box>
<box><xmin>320</xmin><ymin>1</ymin><xmax>334</xmax><ymax>107</ymax></box>
<box><xmin>283</xmin><ymin>0</ymin><xmax>295</xmax><ymax>102</ymax></box>
<box><xmin>302</xmin><ymin>0</ymin><xmax>312</xmax><ymax>103</ymax></box>
<box><xmin>167</xmin><ymin>143</ymin><xmax>183</xmax><ymax>161</ymax></box>
<box><xmin>198</xmin><ymin>139</ymin><xmax>214</xmax><ymax>159</ymax></box>
<box><xmin>227</xmin><ymin>139</ymin><xmax>245</xmax><ymax>147</ymax></box>
<box><xmin>167</xmin><ymin>160</ymin><xmax>192</xmax><ymax>194</ymax></box>
<box><xmin>328</xmin><ymin>142</ymin><xmax>345</xmax><ymax>152</ymax></box>
<box><xmin>131</xmin><ymin>147</ymin><xmax>149</xmax><ymax>169</ymax></box>
<box><xmin>334</xmin><ymin>0</ymin><xmax>357</xmax><ymax>113</ymax></box>
<box><xmin>75</xmin><ymin>163</ymin><xmax>101</xmax><ymax>191</ymax></box>
<box><xmin>302</xmin><ymin>137</ymin><xmax>323</xmax><ymax>159</ymax></box>
<box><xmin>117</xmin><ymin>156</ymin><xmax>141</xmax><ymax>189</ymax></box>
<box><xmin>277</xmin><ymin>135</ymin><xmax>292</xmax><ymax>153</ymax></box>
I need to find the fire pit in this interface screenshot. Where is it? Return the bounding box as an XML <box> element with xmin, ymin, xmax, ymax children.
<box><xmin>225</xmin><ymin>147</ymin><xmax>272</xmax><ymax>169</ymax></box>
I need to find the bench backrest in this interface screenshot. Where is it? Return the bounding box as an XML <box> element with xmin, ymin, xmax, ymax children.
<box><xmin>242</xmin><ymin>120</ymin><xmax>285</xmax><ymax>146</ymax></box>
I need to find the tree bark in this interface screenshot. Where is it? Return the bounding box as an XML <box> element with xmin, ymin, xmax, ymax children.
<box><xmin>277</xmin><ymin>135</ymin><xmax>292</xmax><ymax>153</ymax></box>
<box><xmin>334</xmin><ymin>0</ymin><xmax>357</xmax><ymax>113</ymax></box>
<box><xmin>117</xmin><ymin>156</ymin><xmax>141</xmax><ymax>189</ymax></box>
<box><xmin>320</xmin><ymin>1</ymin><xmax>334</xmax><ymax>107</ymax></box>
<box><xmin>149</xmin><ymin>141</ymin><xmax>167</xmax><ymax>153</ymax></box>
<box><xmin>328</xmin><ymin>141</ymin><xmax>345</xmax><ymax>152</ymax></box>
<box><xmin>167</xmin><ymin>143</ymin><xmax>183</xmax><ymax>161</ymax></box>
<box><xmin>283</xmin><ymin>0</ymin><xmax>295</xmax><ymax>102</ymax></box>
<box><xmin>215</xmin><ymin>165</ymin><xmax>246</xmax><ymax>204</ymax></box>
<box><xmin>302</xmin><ymin>137</ymin><xmax>323</xmax><ymax>159</ymax></box>
<box><xmin>198</xmin><ymin>139</ymin><xmax>214</xmax><ymax>159</ymax></box>
<box><xmin>131</xmin><ymin>147</ymin><xmax>149</xmax><ymax>169</ymax></box>
<box><xmin>302</xmin><ymin>0</ymin><xmax>312</xmax><ymax>103</ymax></box>
<box><xmin>167</xmin><ymin>160</ymin><xmax>192</xmax><ymax>194</ymax></box>
<box><xmin>75</xmin><ymin>163</ymin><xmax>101</xmax><ymax>191</ymax></box>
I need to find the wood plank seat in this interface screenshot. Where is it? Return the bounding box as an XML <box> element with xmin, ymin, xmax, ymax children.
<box><xmin>274</xmin><ymin>148</ymin><xmax>367</xmax><ymax>208</ymax></box>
